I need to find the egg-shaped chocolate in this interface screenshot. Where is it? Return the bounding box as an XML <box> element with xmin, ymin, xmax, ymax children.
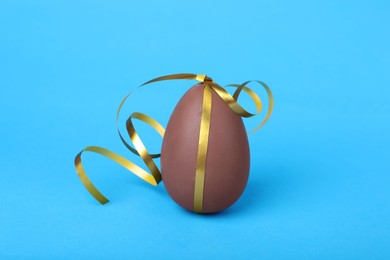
<box><xmin>161</xmin><ymin>83</ymin><xmax>250</xmax><ymax>213</ymax></box>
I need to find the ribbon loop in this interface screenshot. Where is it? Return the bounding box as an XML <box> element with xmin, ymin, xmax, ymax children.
<box><xmin>75</xmin><ymin>111</ymin><xmax>164</xmax><ymax>204</ymax></box>
<box><xmin>75</xmin><ymin>145</ymin><xmax>159</xmax><ymax>204</ymax></box>
<box><xmin>223</xmin><ymin>80</ymin><xmax>273</xmax><ymax>133</ymax></box>
<box><xmin>126</xmin><ymin>112</ymin><xmax>165</xmax><ymax>183</ymax></box>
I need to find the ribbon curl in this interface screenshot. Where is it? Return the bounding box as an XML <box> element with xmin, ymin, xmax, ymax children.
<box><xmin>74</xmin><ymin>73</ymin><xmax>273</xmax><ymax>212</ymax></box>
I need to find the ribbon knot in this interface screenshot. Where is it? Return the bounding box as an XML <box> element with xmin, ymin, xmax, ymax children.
<box><xmin>195</xmin><ymin>74</ymin><xmax>208</xmax><ymax>82</ymax></box>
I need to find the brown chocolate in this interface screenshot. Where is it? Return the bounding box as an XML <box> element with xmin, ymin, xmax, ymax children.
<box><xmin>161</xmin><ymin>83</ymin><xmax>250</xmax><ymax>213</ymax></box>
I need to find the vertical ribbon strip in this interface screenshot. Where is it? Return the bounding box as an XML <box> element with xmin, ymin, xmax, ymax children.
<box><xmin>74</xmin><ymin>73</ymin><xmax>274</xmax><ymax>212</ymax></box>
<box><xmin>193</xmin><ymin>84</ymin><xmax>213</xmax><ymax>213</ymax></box>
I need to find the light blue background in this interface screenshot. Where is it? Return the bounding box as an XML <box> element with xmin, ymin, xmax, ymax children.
<box><xmin>1</xmin><ymin>0</ymin><xmax>389</xmax><ymax>259</ymax></box>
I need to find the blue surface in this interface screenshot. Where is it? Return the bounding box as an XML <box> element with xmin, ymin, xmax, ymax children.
<box><xmin>1</xmin><ymin>0</ymin><xmax>389</xmax><ymax>258</ymax></box>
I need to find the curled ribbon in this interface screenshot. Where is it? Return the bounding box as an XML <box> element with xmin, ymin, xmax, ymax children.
<box><xmin>74</xmin><ymin>73</ymin><xmax>273</xmax><ymax>212</ymax></box>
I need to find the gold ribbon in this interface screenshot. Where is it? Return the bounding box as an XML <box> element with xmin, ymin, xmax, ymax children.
<box><xmin>193</xmin><ymin>84</ymin><xmax>212</xmax><ymax>213</ymax></box>
<box><xmin>74</xmin><ymin>73</ymin><xmax>273</xmax><ymax>213</ymax></box>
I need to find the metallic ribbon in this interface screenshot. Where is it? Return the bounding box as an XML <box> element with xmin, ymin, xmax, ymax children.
<box><xmin>193</xmin><ymin>84</ymin><xmax>212</xmax><ymax>213</ymax></box>
<box><xmin>74</xmin><ymin>73</ymin><xmax>274</xmax><ymax>213</ymax></box>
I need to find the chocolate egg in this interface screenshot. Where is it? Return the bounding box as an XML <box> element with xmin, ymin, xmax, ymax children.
<box><xmin>161</xmin><ymin>83</ymin><xmax>250</xmax><ymax>213</ymax></box>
